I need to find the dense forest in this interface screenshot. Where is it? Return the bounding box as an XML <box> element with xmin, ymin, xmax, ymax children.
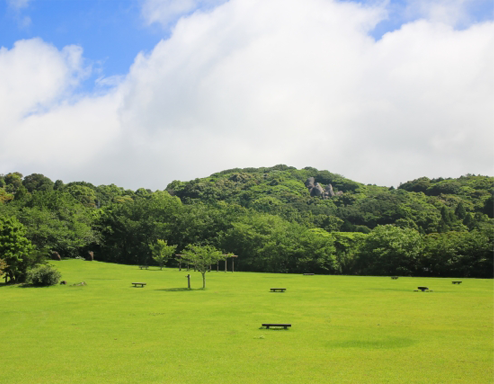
<box><xmin>1</xmin><ymin>165</ymin><xmax>492</xmax><ymax>283</ymax></box>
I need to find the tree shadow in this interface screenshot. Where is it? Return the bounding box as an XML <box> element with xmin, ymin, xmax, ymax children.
<box><xmin>155</xmin><ymin>287</ymin><xmax>200</xmax><ymax>292</ymax></box>
<box><xmin>16</xmin><ymin>284</ymin><xmax>52</xmax><ymax>289</ymax></box>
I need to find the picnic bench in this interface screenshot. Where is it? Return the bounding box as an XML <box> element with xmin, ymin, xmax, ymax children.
<box><xmin>139</xmin><ymin>266</ymin><xmax>149</xmax><ymax>270</ymax></box>
<box><xmin>417</xmin><ymin>286</ymin><xmax>429</xmax><ymax>292</ymax></box>
<box><xmin>452</xmin><ymin>281</ymin><xmax>462</xmax><ymax>284</ymax></box>
<box><xmin>391</xmin><ymin>276</ymin><xmax>399</xmax><ymax>279</ymax></box>
<box><xmin>303</xmin><ymin>273</ymin><xmax>314</xmax><ymax>275</ymax></box>
<box><xmin>132</xmin><ymin>282</ymin><xmax>146</xmax><ymax>288</ymax></box>
<box><xmin>270</xmin><ymin>288</ymin><xmax>286</xmax><ymax>292</ymax></box>
<box><xmin>262</xmin><ymin>323</ymin><xmax>291</xmax><ymax>329</ymax></box>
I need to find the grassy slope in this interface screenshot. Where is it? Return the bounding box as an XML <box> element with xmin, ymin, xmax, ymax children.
<box><xmin>1</xmin><ymin>260</ymin><xmax>492</xmax><ymax>384</ymax></box>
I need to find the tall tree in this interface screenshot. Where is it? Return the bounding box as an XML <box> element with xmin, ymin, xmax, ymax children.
<box><xmin>0</xmin><ymin>216</ymin><xmax>35</xmax><ymax>283</ymax></box>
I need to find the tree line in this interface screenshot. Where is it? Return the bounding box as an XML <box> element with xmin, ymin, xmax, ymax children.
<box><xmin>0</xmin><ymin>166</ymin><xmax>492</xmax><ymax>283</ymax></box>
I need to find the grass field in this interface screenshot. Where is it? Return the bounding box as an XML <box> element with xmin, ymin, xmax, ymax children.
<box><xmin>1</xmin><ymin>259</ymin><xmax>492</xmax><ymax>384</ymax></box>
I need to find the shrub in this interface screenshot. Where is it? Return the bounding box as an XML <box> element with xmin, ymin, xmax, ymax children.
<box><xmin>26</xmin><ymin>264</ymin><xmax>61</xmax><ymax>286</ymax></box>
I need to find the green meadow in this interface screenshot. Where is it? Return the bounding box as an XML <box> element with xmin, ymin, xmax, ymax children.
<box><xmin>1</xmin><ymin>260</ymin><xmax>492</xmax><ymax>384</ymax></box>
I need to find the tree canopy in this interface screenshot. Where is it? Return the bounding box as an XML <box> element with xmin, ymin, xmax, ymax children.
<box><xmin>181</xmin><ymin>244</ymin><xmax>228</xmax><ymax>288</ymax></box>
<box><xmin>1</xmin><ymin>168</ymin><xmax>492</xmax><ymax>278</ymax></box>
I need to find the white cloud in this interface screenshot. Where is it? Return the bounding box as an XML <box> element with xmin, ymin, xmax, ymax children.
<box><xmin>141</xmin><ymin>0</ymin><xmax>228</xmax><ymax>27</ymax></box>
<box><xmin>0</xmin><ymin>0</ymin><xmax>492</xmax><ymax>189</ymax></box>
<box><xmin>403</xmin><ymin>0</ymin><xmax>489</xmax><ymax>27</ymax></box>
<box><xmin>0</xmin><ymin>39</ymin><xmax>121</xmax><ymax>181</ymax></box>
<box><xmin>6</xmin><ymin>0</ymin><xmax>32</xmax><ymax>10</ymax></box>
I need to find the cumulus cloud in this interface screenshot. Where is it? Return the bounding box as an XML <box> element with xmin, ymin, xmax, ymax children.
<box><xmin>403</xmin><ymin>0</ymin><xmax>491</xmax><ymax>27</ymax></box>
<box><xmin>0</xmin><ymin>0</ymin><xmax>492</xmax><ymax>189</ymax></box>
<box><xmin>0</xmin><ymin>39</ymin><xmax>120</xmax><ymax>180</ymax></box>
<box><xmin>141</xmin><ymin>0</ymin><xmax>228</xmax><ymax>27</ymax></box>
<box><xmin>6</xmin><ymin>0</ymin><xmax>32</xmax><ymax>10</ymax></box>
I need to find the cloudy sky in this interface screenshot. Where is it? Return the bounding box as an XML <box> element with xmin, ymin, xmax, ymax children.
<box><xmin>0</xmin><ymin>0</ymin><xmax>492</xmax><ymax>190</ymax></box>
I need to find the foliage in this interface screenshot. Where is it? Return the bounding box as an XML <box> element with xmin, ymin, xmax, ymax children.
<box><xmin>26</xmin><ymin>264</ymin><xmax>61</xmax><ymax>286</ymax></box>
<box><xmin>356</xmin><ymin>225</ymin><xmax>424</xmax><ymax>276</ymax></box>
<box><xmin>22</xmin><ymin>173</ymin><xmax>54</xmax><ymax>193</ymax></box>
<box><xmin>1</xmin><ymin>167</ymin><xmax>492</xmax><ymax>277</ymax></box>
<box><xmin>151</xmin><ymin>239</ymin><xmax>177</xmax><ymax>269</ymax></box>
<box><xmin>0</xmin><ymin>216</ymin><xmax>36</xmax><ymax>283</ymax></box>
<box><xmin>0</xmin><ymin>257</ymin><xmax>7</xmax><ymax>277</ymax></box>
<box><xmin>17</xmin><ymin>190</ymin><xmax>100</xmax><ymax>257</ymax></box>
<box><xmin>181</xmin><ymin>244</ymin><xmax>228</xmax><ymax>288</ymax></box>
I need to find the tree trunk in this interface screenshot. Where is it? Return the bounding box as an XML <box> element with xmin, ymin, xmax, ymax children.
<box><xmin>202</xmin><ymin>272</ymin><xmax>206</xmax><ymax>289</ymax></box>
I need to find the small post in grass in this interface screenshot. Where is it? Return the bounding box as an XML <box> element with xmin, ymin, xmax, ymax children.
<box><xmin>186</xmin><ymin>274</ymin><xmax>191</xmax><ymax>289</ymax></box>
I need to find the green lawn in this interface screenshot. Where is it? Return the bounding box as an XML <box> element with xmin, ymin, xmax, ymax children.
<box><xmin>1</xmin><ymin>260</ymin><xmax>492</xmax><ymax>384</ymax></box>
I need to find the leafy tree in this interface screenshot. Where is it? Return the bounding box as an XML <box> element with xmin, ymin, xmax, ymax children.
<box><xmin>65</xmin><ymin>185</ymin><xmax>98</xmax><ymax>207</ymax></box>
<box><xmin>18</xmin><ymin>191</ymin><xmax>100</xmax><ymax>257</ymax></box>
<box><xmin>0</xmin><ymin>188</ymin><xmax>14</xmax><ymax>204</ymax></box>
<box><xmin>0</xmin><ymin>216</ymin><xmax>35</xmax><ymax>283</ymax></box>
<box><xmin>151</xmin><ymin>239</ymin><xmax>177</xmax><ymax>269</ymax></box>
<box><xmin>422</xmin><ymin>229</ymin><xmax>493</xmax><ymax>277</ymax></box>
<box><xmin>483</xmin><ymin>191</ymin><xmax>493</xmax><ymax>218</ymax></box>
<box><xmin>426</xmin><ymin>181</ymin><xmax>461</xmax><ymax>196</ymax></box>
<box><xmin>181</xmin><ymin>244</ymin><xmax>228</xmax><ymax>289</ymax></box>
<box><xmin>398</xmin><ymin>177</ymin><xmax>431</xmax><ymax>193</ymax></box>
<box><xmin>95</xmin><ymin>191</ymin><xmax>182</xmax><ymax>264</ymax></box>
<box><xmin>329</xmin><ymin>232</ymin><xmax>367</xmax><ymax>274</ymax></box>
<box><xmin>22</xmin><ymin>173</ymin><xmax>54</xmax><ymax>193</ymax></box>
<box><xmin>356</xmin><ymin>225</ymin><xmax>423</xmax><ymax>276</ymax></box>
<box><xmin>14</xmin><ymin>185</ymin><xmax>30</xmax><ymax>201</ymax></box>
<box><xmin>4</xmin><ymin>172</ymin><xmax>23</xmax><ymax>193</ymax></box>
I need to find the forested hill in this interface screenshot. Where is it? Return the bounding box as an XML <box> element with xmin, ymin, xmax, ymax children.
<box><xmin>1</xmin><ymin>166</ymin><xmax>493</xmax><ymax>281</ymax></box>
<box><xmin>166</xmin><ymin>165</ymin><xmax>493</xmax><ymax>234</ymax></box>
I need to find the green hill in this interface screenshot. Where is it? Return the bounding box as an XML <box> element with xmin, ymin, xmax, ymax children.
<box><xmin>1</xmin><ymin>166</ymin><xmax>493</xmax><ymax>278</ymax></box>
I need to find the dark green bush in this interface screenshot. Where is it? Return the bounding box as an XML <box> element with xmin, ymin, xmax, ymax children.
<box><xmin>26</xmin><ymin>264</ymin><xmax>61</xmax><ymax>286</ymax></box>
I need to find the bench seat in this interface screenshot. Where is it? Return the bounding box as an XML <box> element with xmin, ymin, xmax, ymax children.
<box><xmin>262</xmin><ymin>323</ymin><xmax>291</xmax><ymax>329</ymax></box>
<box><xmin>270</xmin><ymin>288</ymin><xmax>286</xmax><ymax>292</ymax></box>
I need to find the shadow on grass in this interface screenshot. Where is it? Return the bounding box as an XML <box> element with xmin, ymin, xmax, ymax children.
<box><xmin>155</xmin><ymin>287</ymin><xmax>201</xmax><ymax>292</ymax></box>
<box><xmin>0</xmin><ymin>282</ymin><xmax>40</xmax><ymax>289</ymax></box>
<box><xmin>15</xmin><ymin>284</ymin><xmax>52</xmax><ymax>289</ymax></box>
<box><xmin>258</xmin><ymin>327</ymin><xmax>290</xmax><ymax>330</ymax></box>
<box><xmin>138</xmin><ymin>269</ymin><xmax>167</xmax><ymax>272</ymax></box>
<box><xmin>328</xmin><ymin>337</ymin><xmax>415</xmax><ymax>349</ymax></box>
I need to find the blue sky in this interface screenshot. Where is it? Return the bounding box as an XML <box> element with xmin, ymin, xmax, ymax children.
<box><xmin>0</xmin><ymin>0</ymin><xmax>163</xmax><ymax>92</ymax></box>
<box><xmin>0</xmin><ymin>0</ymin><xmax>493</xmax><ymax>189</ymax></box>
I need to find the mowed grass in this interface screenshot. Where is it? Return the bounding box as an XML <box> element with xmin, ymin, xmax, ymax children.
<box><xmin>0</xmin><ymin>260</ymin><xmax>492</xmax><ymax>384</ymax></box>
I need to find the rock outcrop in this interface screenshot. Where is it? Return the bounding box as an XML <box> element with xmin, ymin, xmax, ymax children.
<box><xmin>305</xmin><ymin>177</ymin><xmax>342</xmax><ymax>199</ymax></box>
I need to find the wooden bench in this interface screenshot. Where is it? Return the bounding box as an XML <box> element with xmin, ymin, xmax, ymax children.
<box><xmin>452</xmin><ymin>281</ymin><xmax>462</xmax><ymax>284</ymax></box>
<box><xmin>270</xmin><ymin>288</ymin><xmax>286</xmax><ymax>292</ymax></box>
<box><xmin>262</xmin><ymin>323</ymin><xmax>291</xmax><ymax>329</ymax></box>
<box><xmin>139</xmin><ymin>266</ymin><xmax>149</xmax><ymax>270</ymax></box>
<box><xmin>132</xmin><ymin>282</ymin><xmax>146</xmax><ymax>288</ymax></box>
<box><xmin>391</xmin><ymin>276</ymin><xmax>399</xmax><ymax>279</ymax></box>
<box><xmin>417</xmin><ymin>286</ymin><xmax>429</xmax><ymax>292</ymax></box>
<box><xmin>303</xmin><ymin>273</ymin><xmax>314</xmax><ymax>275</ymax></box>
